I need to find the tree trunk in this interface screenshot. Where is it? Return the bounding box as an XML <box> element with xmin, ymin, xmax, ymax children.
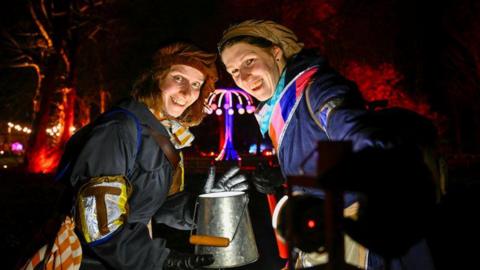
<box><xmin>25</xmin><ymin>55</ymin><xmax>62</xmax><ymax>173</ymax></box>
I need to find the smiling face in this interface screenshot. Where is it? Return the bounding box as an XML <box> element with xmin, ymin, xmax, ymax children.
<box><xmin>159</xmin><ymin>64</ymin><xmax>205</xmax><ymax>118</ymax></box>
<box><xmin>221</xmin><ymin>42</ymin><xmax>286</xmax><ymax>101</ymax></box>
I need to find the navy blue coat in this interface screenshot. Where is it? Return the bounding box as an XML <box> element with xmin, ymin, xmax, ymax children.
<box><xmin>57</xmin><ymin>98</ymin><xmax>193</xmax><ymax>269</ymax></box>
<box><xmin>260</xmin><ymin>50</ymin><xmax>437</xmax><ymax>270</ymax></box>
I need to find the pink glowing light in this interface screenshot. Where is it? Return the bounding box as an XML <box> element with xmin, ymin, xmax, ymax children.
<box><xmin>11</xmin><ymin>142</ymin><xmax>23</xmax><ymax>152</ymax></box>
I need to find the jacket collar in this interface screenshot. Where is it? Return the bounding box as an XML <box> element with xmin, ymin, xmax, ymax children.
<box><xmin>256</xmin><ymin>49</ymin><xmax>325</xmax><ymax>112</ymax></box>
<box><xmin>284</xmin><ymin>49</ymin><xmax>325</xmax><ymax>83</ymax></box>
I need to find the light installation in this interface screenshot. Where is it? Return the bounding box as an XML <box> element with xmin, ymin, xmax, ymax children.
<box><xmin>207</xmin><ymin>88</ymin><xmax>255</xmax><ymax>161</ymax></box>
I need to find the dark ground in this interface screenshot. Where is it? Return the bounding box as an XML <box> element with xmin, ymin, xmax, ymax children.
<box><xmin>1</xmin><ymin>158</ymin><xmax>480</xmax><ymax>270</ymax></box>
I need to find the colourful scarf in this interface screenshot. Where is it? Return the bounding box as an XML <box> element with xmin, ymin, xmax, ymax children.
<box><xmin>255</xmin><ymin>66</ymin><xmax>319</xmax><ymax>150</ymax></box>
<box><xmin>256</xmin><ymin>69</ymin><xmax>286</xmax><ymax>136</ymax></box>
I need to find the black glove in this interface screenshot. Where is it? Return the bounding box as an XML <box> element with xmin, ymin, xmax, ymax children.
<box><xmin>203</xmin><ymin>166</ymin><xmax>249</xmax><ymax>193</ymax></box>
<box><xmin>164</xmin><ymin>250</ymin><xmax>214</xmax><ymax>270</ymax></box>
<box><xmin>152</xmin><ymin>192</ymin><xmax>195</xmax><ymax>230</ymax></box>
<box><xmin>251</xmin><ymin>162</ymin><xmax>285</xmax><ymax>194</ymax></box>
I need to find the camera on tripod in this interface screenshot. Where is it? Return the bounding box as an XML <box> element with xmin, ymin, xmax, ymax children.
<box><xmin>271</xmin><ymin>141</ymin><xmax>355</xmax><ymax>269</ymax></box>
<box><xmin>273</xmin><ymin>193</ymin><xmax>326</xmax><ymax>253</ymax></box>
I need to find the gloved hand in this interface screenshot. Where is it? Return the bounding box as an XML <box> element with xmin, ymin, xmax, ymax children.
<box><xmin>251</xmin><ymin>162</ymin><xmax>285</xmax><ymax>194</ymax></box>
<box><xmin>164</xmin><ymin>250</ymin><xmax>214</xmax><ymax>270</ymax></box>
<box><xmin>203</xmin><ymin>166</ymin><xmax>248</xmax><ymax>193</ymax></box>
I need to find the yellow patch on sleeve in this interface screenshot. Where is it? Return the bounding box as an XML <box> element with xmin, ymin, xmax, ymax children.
<box><xmin>76</xmin><ymin>175</ymin><xmax>132</xmax><ymax>244</ymax></box>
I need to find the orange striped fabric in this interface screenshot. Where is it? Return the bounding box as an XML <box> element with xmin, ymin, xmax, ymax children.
<box><xmin>22</xmin><ymin>216</ymin><xmax>82</xmax><ymax>270</ymax></box>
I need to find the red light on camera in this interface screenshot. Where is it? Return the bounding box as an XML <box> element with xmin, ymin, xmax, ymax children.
<box><xmin>307</xmin><ymin>220</ymin><xmax>316</xmax><ymax>229</ymax></box>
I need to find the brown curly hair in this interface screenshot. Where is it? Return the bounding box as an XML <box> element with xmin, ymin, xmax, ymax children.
<box><xmin>132</xmin><ymin>42</ymin><xmax>218</xmax><ymax>127</ymax></box>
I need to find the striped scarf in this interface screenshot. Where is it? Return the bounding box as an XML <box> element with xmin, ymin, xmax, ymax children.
<box><xmin>161</xmin><ymin>120</ymin><xmax>194</xmax><ymax>149</ymax></box>
<box><xmin>256</xmin><ymin>66</ymin><xmax>319</xmax><ymax>151</ymax></box>
<box><xmin>256</xmin><ymin>69</ymin><xmax>286</xmax><ymax>136</ymax></box>
<box><xmin>22</xmin><ymin>216</ymin><xmax>82</xmax><ymax>270</ymax></box>
<box><xmin>161</xmin><ymin>120</ymin><xmax>192</xmax><ymax>195</ymax></box>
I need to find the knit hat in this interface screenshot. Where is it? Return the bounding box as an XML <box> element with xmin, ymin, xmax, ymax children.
<box><xmin>218</xmin><ymin>20</ymin><xmax>304</xmax><ymax>58</ymax></box>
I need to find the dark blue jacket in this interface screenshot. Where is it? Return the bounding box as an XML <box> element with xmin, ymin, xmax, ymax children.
<box><xmin>277</xmin><ymin>50</ymin><xmax>395</xmax><ymax>178</ymax></box>
<box><xmin>265</xmin><ymin>50</ymin><xmax>437</xmax><ymax>270</ymax></box>
<box><xmin>57</xmin><ymin>98</ymin><xmax>193</xmax><ymax>269</ymax></box>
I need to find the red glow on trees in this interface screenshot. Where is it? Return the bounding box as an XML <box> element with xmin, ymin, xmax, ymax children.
<box><xmin>343</xmin><ymin>61</ymin><xmax>441</xmax><ymax>121</ymax></box>
<box><xmin>28</xmin><ymin>146</ymin><xmax>62</xmax><ymax>174</ymax></box>
<box><xmin>58</xmin><ymin>88</ymin><xmax>76</xmax><ymax>147</ymax></box>
<box><xmin>281</xmin><ymin>0</ymin><xmax>340</xmax><ymax>50</ymax></box>
<box><xmin>27</xmin><ymin>87</ymin><xmax>77</xmax><ymax>174</ymax></box>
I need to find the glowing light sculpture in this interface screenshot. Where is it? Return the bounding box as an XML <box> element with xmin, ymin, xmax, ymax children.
<box><xmin>207</xmin><ymin>88</ymin><xmax>255</xmax><ymax>161</ymax></box>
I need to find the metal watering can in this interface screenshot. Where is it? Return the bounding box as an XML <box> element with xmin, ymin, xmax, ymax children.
<box><xmin>189</xmin><ymin>191</ymin><xmax>259</xmax><ymax>268</ymax></box>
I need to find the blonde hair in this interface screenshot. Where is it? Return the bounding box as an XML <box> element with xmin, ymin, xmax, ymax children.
<box><xmin>132</xmin><ymin>42</ymin><xmax>218</xmax><ymax>127</ymax></box>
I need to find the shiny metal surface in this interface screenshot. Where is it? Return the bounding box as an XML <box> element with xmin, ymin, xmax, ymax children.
<box><xmin>194</xmin><ymin>191</ymin><xmax>259</xmax><ymax>268</ymax></box>
<box><xmin>78</xmin><ymin>180</ymin><xmax>127</xmax><ymax>243</ymax></box>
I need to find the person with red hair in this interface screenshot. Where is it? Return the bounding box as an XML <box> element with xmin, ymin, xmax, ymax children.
<box><xmin>24</xmin><ymin>42</ymin><xmax>248</xmax><ymax>270</ymax></box>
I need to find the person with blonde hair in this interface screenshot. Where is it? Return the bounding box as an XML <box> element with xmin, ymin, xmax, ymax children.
<box><xmin>219</xmin><ymin>20</ymin><xmax>439</xmax><ymax>270</ymax></box>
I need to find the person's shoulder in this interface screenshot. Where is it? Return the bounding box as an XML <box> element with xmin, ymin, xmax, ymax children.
<box><xmin>100</xmin><ymin>108</ymin><xmax>140</xmax><ymax>130</ymax></box>
<box><xmin>290</xmin><ymin>49</ymin><xmax>326</xmax><ymax>67</ymax></box>
<box><xmin>285</xmin><ymin>49</ymin><xmax>328</xmax><ymax>83</ymax></box>
<box><xmin>86</xmin><ymin>109</ymin><xmax>140</xmax><ymax>146</ymax></box>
